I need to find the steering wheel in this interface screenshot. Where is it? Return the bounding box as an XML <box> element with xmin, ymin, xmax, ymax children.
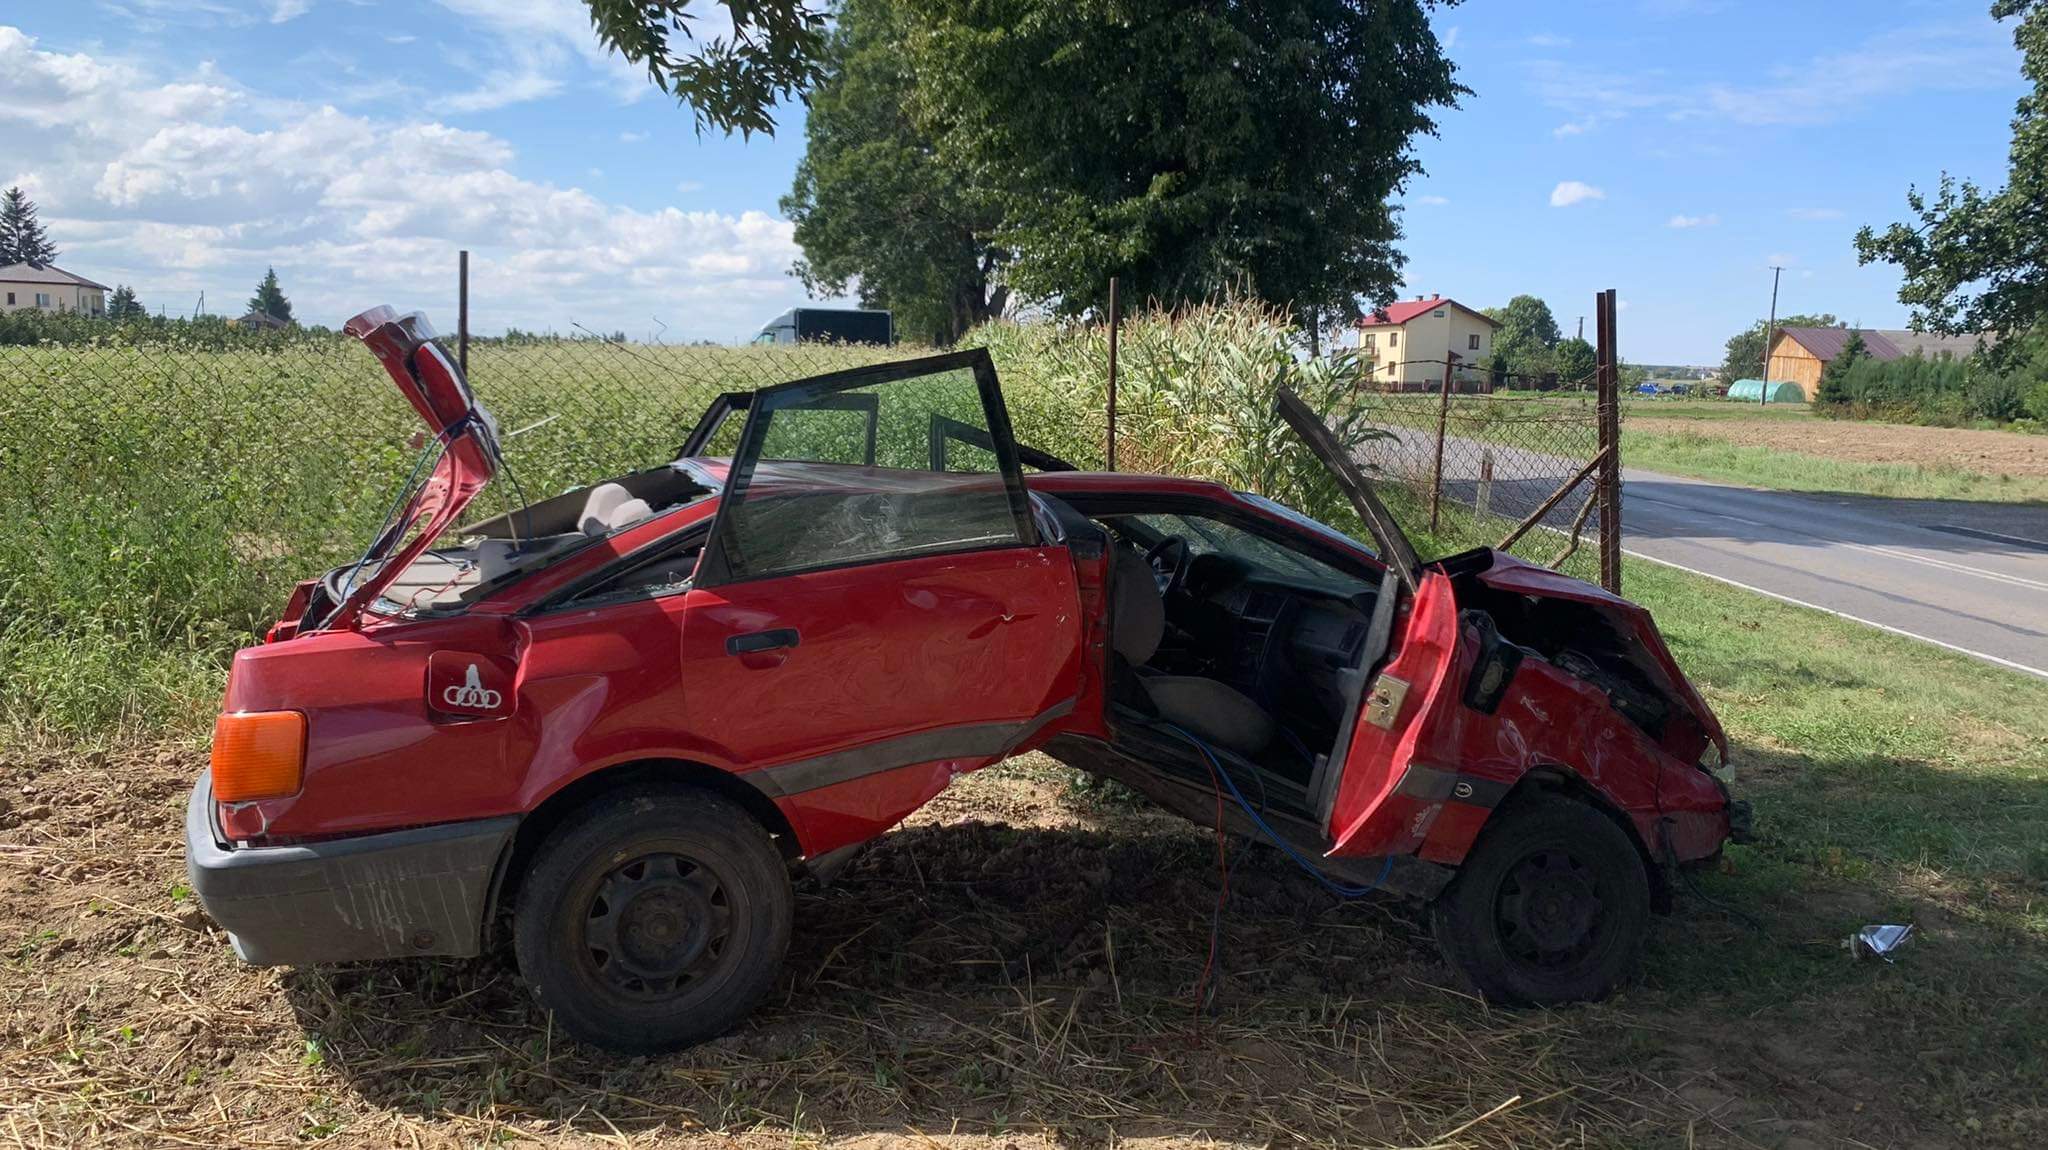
<box><xmin>1144</xmin><ymin>535</ymin><xmax>1191</xmax><ymax>596</ymax></box>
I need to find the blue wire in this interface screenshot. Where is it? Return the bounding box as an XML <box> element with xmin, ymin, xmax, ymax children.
<box><xmin>1162</xmin><ymin>721</ymin><xmax>1394</xmax><ymax>899</ymax></box>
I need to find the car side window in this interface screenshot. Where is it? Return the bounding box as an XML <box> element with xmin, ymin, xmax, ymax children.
<box><xmin>706</xmin><ymin>361</ymin><xmax>1032</xmax><ymax>583</ymax></box>
<box><xmin>564</xmin><ymin>535</ymin><xmax>705</xmax><ymax>608</ymax></box>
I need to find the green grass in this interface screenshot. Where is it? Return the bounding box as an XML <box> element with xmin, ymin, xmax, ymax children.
<box><xmin>1628</xmin><ymin>426</ymin><xmax>2048</xmax><ymax>502</ymax></box>
<box><xmin>1621</xmin><ymin>395</ymin><xmax>1818</xmax><ymax>421</ymax></box>
<box><xmin>1608</xmin><ymin>556</ymin><xmax>2048</xmax><ymax>1139</ymax></box>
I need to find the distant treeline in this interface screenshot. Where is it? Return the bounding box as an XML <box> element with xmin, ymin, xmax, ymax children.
<box><xmin>0</xmin><ymin>308</ymin><xmax>335</xmax><ymax>349</ymax></box>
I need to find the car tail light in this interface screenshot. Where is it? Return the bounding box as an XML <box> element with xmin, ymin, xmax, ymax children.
<box><xmin>211</xmin><ymin>711</ymin><xmax>306</xmax><ymax>802</ymax></box>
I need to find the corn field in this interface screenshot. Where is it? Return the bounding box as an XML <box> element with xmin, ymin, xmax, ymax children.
<box><xmin>0</xmin><ymin>302</ymin><xmax>1608</xmax><ymax>741</ymax></box>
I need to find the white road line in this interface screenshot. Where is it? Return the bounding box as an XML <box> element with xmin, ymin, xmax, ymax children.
<box><xmin>1839</xmin><ymin>540</ymin><xmax>2048</xmax><ymax>594</ymax></box>
<box><xmin>1623</xmin><ymin>546</ymin><xmax>2048</xmax><ymax>682</ymax></box>
<box><xmin>1631</xmin><ymin>492</ymin><xmax>2048</xmax><ymax>593</ymax></box>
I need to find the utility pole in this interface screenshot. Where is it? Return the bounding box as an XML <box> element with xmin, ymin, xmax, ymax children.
<box><xmin>1760</xmin><ymin>265</ymin><xmax>1782</xmax><ymax>406</ymax></box>
<box><xmin>1576</xmin><ymin>316</ymin><xmax>1584</xmax><ymax>340</ymax></box>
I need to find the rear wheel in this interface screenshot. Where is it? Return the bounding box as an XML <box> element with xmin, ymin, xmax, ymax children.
<box><xmin>513</xmin><ymin>788</ymin><xmax>791</xmax><ymax>1052</ymax></box>
<box><xmin>1429</xmin><ymin>796</ymin><xmax>1650</xmax><ymax>1005</ymax></box>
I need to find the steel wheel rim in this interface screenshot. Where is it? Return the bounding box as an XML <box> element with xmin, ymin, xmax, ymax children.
<box><xmin>580</xmin><ymin>851</ymin><xmax>734</xmax><ymax>999</ymax></box>
<box><xmin>1495</xmin><ymin>847</ymin><xmax>1605</xmax><ymax>969</ymax></box>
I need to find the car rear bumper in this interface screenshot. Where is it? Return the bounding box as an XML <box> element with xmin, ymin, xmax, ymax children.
<box><xmin>183</xmin><ymin>770</ymin><xmax>517</xmax><ymax>966</ymax></box>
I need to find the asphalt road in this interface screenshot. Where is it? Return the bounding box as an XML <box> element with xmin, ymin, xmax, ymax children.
<box><xmin>1361</xmin><ymin>427</ymin><xmax>2048</xmax><ymax>680</ymax></box>
<box><xmin>1618</xmin><ymin>469</ymin><xmax>2048</xmax><ymax>680</ymax></box>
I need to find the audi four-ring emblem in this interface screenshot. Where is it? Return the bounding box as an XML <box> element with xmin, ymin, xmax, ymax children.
<box><xmin>443</xmin><ymin>663</ymin><xmax>502</xmax><ymax>710</ymax></box>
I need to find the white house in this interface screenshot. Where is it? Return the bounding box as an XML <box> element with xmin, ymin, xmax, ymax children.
<box><xmin>0</xmin><ymin>263</ymin><xmax>108</xmax><ymax>316</ymax></box>
<box><xmin>1355</xmin><ymin>294</ymin><xmax>1502</xmax><ymax>390</ymax></box>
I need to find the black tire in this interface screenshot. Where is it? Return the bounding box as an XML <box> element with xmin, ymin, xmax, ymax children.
<box><xmin>1429</xmin><ymin>795</ymin><xmax>1650</xmax><ymax>1006</ymax></box>
<box><xmin>513</xmin><ymin>788</ymin><xmax>791</xmax><ymax>1052</ymax></box>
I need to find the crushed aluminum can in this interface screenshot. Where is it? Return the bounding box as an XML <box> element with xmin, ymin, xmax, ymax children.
<box><xmin>1847</xmin><ymin>923</ymin><xmax>1914</xmax><ymax>962</ymax></box>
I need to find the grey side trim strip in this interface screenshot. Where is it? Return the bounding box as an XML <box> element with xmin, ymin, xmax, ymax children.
<box><xmin>748</xmin><ymin>697</ymin><xmax>1076</xmax><ymax>797</ymax></box>
<box><xmin>1393</xmin><ymin>764</ymin><xmax>1512</xmax><ymax>807</ymax></box>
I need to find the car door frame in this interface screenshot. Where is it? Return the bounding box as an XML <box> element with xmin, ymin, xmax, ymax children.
<box><xmin>678</xmin><ymin>389</ymin><xmax>881</xmax><ymax>464</ymax></box>
<box><xmin>693</xmin><ymin>348</ymin><xmax>1041</xmax><ymax>588</ymax></box>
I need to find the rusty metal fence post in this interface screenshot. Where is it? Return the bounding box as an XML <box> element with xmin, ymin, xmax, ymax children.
<box><xmin>1594</xmin><ymin>288</ymin><xmax>1622</xmax><ymax>595</ymax></box>
<box><xmin>1427</xmin><ymin>357</ymin><xmax>1454</xmax><ymax>531</ymax></box>
<box><xmin>458</xmin><ymin>250</ymin><xmax>470</xmax><ymax>375</ymax></box>
<box><xmin>1105</xmin><ymin>276</ymin><xmax>1121</xmax><ymax>472</ymax></box>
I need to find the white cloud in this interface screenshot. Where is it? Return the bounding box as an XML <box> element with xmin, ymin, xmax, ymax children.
<box><xmin>1767</xmin><ymin>253</ymin><xmax>1798</xmax><ymax>267</ymax></box>
<box><xmin>1787</xmin><ymin>207</ymin><xmax>1844</xmax><ymax>221</ymax></box>
<box><xmin>619</xmin><ymin>130</ymin><xmax>648</xmax><ymax>143</ymax></box>
<box><xmin>676</xmin><ymin>180</ymin><xmax>706</xmax><ymax>194</ymax></box>
<box><xmin>268</xmin><ymin>0</ymin><xmax>311</xmax><ymax>22</ymax></box>
<box><xmin>1528</xmin><ymin>33</ymin><xmax>1571</xmax><ymax>48</ymax></box>
<box><xmin>0</xmin><ymin>25</ymin><xmax>805</xmax><ymax>340</ymax></box>
<box><xmin>428</xmin><ymin>0</ymin><xmax>655</xmax><ymax>112</ymax></box>
<box><xmin>1549</xmin><ymin>181</ymin><xmax>1604</xmax><ymax>208</ymax></box>
<box><xmin>1413</xmin><ymin>194</ymin><xmax>1449</xmax><ymax>206</ymax></box>
<box><xmin>1667</xmin><ymin>213</ymin><xmax>1718</xmax><ymax>228</ymax></box>
<box><xmin>1442</xmin><ymin>26</ymin><xmax>1460</xmax><ymax>51</ymax></box>
<box><xmin>1700</xmin><ymin>24</ymin><xmax>2014</xmax><ymax>126</ymax></box>
<box><xmin>1529</xmin><ymin>20</ymin><xmax>2015</xmax><ymax>132</ymax></box>
<box><xmin>1552</xmin><ymin>120</ymin><xmax>1590</xmax><ymax>138</ymax></box>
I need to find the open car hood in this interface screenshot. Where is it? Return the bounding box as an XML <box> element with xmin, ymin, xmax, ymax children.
<box><xmin>322</xmin><ymin>306</ymin><xmax>500</xmax><ymax>629</ymax></box>
<box><xmin>1272</xmin><ymin>386</ymin><xmax>1422</xmax><ymax>591</ymax></box>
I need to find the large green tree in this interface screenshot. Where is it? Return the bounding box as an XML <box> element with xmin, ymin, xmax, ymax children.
<box><xmin>891</xmin><ymin>0</ymin><xmax>1465</xmax><ymax>328</ymax></box>
<box><xmin>1855</xmin><ymin>0</ymin><xmax>2045</xmax><ymax>355</ymax></box>
<box><xmin>1482</xmin><ymin>294</ymin><xmax>1561</xmax><ymax>376</ymax></box>
<box><xmin>1717</xmin><ymin>312</ymin><xmax>1837</xmax><ymax>383</ymax></box>
<box><xmin>780</xmin><ymin>0</ymin><xmax>1006</xmax><ymax>344</ymax></box>
<box><xmin>582</xmin><ymin>0</ymin><xmax>826</xmax><ymax>135</ymax></box>
<box><xmin>0</xmin><ymin>187</ymin><xmax>58</xmax><ymax>266</ymax></box>
<box><xmin>247</xmin><ymin>268</ymin><xmax>294</xmax><ymax>324</ymax></box>
<box><xmin>1553</xmin><ymin>335</ymin><xmax>1597</xmax><ymax>387</ymax></box>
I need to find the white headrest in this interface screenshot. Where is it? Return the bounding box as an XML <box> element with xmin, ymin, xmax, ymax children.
<box><xmin>578</xmin><ymin>483</ymin><xmax>633</xmax><ymax>536</ymax></box>
<box><xmin>607</xmin><ymin>497</ymin><xmax>654</xmax><ymax>531</ymax></box>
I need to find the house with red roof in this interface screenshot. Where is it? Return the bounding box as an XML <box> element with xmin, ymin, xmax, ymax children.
<box><xmin>1355</xmin><ymin>294</ymin><xmax>1502</xmax><ymax>390</ymax></box>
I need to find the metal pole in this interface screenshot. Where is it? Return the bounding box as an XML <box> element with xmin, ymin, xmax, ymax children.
<box><xmin>458</xmin><ymin>250</ymin><xmax>471</xmax><ymax>375</ymax></box>
<box><xmin>1596</xmin><ymin>289</ymin><xmax>1622</xmax><ymax>595</ymax></box>
<box><xmin>1106</xmin><ymin>276</ymin><xmax>1120</xmax><ymax>472</ymax></box>
<box><xmin>1428</xmin><ymin>358</ymin><xmax>1454</xmax><ymax>531</ymax></box>
<box><xmin>1761</xmin><ymin>265</ymin><xmax>1781</xmax><ymax>406</ymax></box>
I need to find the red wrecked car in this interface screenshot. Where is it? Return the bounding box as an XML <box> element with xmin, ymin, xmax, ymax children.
<box><xmin>186</xmin><ymin>307</ymin><xmax>1746</xmax><ymax>1051</ymax></box>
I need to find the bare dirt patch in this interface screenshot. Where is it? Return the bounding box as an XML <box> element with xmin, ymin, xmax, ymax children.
<box><xmin>0</xmin><ymin>748</ymin><xmax>1991</xmax><ymax>1148</ymax></box>
<box><xmin>1632</xmin><ymin>416</ymin><xmax>2048</xmax><ymax>478</ymax></box>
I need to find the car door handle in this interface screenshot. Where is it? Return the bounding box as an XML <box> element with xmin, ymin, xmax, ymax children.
<box><xmin>727</xmin><ymin>628</ymin><xmax>800</xmax><ymax>656</ymax></box>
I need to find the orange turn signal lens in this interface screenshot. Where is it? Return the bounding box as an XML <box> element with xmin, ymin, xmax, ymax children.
<box><xmin>210</xmin><ymin>711</ymin><xmax>306</xmax><ymax>802</ymax></box>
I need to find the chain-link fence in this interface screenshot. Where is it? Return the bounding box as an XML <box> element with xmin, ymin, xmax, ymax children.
<box><xmin>1330</xmin><ymin>358</ymin><xmax>1616</xmax><ymax>588</ymax></box>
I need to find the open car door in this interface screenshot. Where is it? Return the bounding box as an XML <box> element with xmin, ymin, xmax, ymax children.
<box><xmin>1271</xmin><ymin>388</ymin><xmax>1463</xmax><ymax>859</ymax></box>
<box><xmin>676</xmin><ymin>349</ymin><xmax>1084</xmax><ymax>852</ymax></box>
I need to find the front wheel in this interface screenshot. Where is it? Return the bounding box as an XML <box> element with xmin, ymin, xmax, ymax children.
<box><xmin>513</xmin><ymin>788</ymin><xmax>792</xmax><ymax>1052</ymax></box>
<box><xmin>1429</xmin><ymin>796</ymin><xmax>1650</xmax><ymax>1005</ymax></box>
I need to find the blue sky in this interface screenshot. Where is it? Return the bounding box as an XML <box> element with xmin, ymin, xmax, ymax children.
<box><xmin>1</xmin><ymin>0</ymin><xmax>2029</xmax><ymax>360</ymax></box>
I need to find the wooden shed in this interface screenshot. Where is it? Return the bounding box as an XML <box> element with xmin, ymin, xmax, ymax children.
<box><xmin>1766</xmin><ymin>326</ymin><xmax>1986</xmax><ymax>399</ymax></box>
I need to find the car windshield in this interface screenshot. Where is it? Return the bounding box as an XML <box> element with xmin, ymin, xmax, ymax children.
<box><xmin>1238</xmin><ymin>492</ymin><xmax>1380</xmax><ymax>559</ymax></box>
<box><xmin>1113</xmin><ymin>508</ymin><xmax>1374</xmax><ymax>596</ymax></box>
